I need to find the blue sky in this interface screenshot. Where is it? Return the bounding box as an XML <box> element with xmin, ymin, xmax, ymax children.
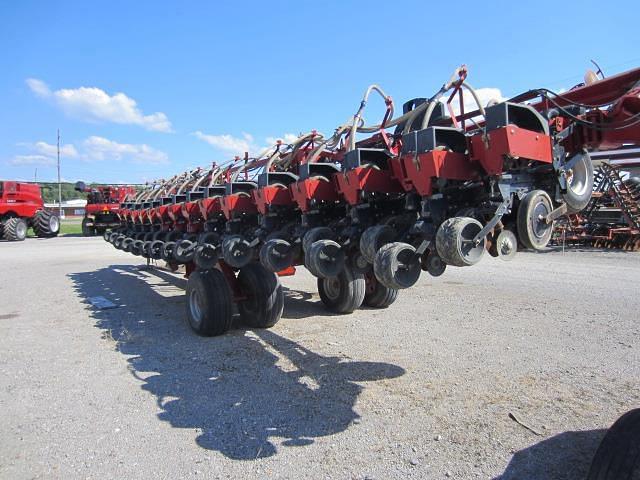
<box><xmin>1</xmin><ymin>0</ymin><xmax>638</xmax><ymax>184</ymax></box>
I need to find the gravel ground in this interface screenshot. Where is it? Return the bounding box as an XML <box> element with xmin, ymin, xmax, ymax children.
<box><xmin>1</xmin><ymin>236</ymin><xmax>638</xmax><ymax>479</ymax></box>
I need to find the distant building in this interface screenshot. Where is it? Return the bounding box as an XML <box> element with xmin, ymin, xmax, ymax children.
<box><xmin>44</xmin><ymin>198</ymin><xmax>87</xmax><ymax>218</ymax></box>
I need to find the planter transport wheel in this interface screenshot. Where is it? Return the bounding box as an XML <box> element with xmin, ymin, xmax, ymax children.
<box><xmin>435</xmin><ymin>217</ymin><xmax>486</xmax><ymax>267</ymax></box>
<box><xmin>222</xmin><ymin>235</ymin><xmax>253</xmax><ymax>268</ymax></box>
<box><xmin>373</xmin><ymin>242</ymin><xmax>421</xmax><ymax>290</ymax></box>
<box><xmin>33</xmin><ymin>210</ymin><xmax>60</xmax><ymax>238</ymax></box>
<box><xmin>260</xmin><ymin>238</ymin><xmax>294</xmax><ymax>272</ymax></box>
<box><xmin>185</xmin><ymin>269</ymin><xmax>233</xmax><ymax>336</ymax></box>
<box><xmin>363</xmin><ymin>271</ymin><xmax>399</xmax><ymax>308</ymax></box>
<box><xmin>586</xmin><ymin>408</ymin><xmax>640</xmax><ymax>480</ymax></box>
<box><xmin>307</xmin><ymin>239</ymin><xmax>345</xmax><ymax>278</ymax></box>
<box><xmin>360</xmin><ymin>225</ymin><xmax>395</xmax><ymax>263</ymax></box>
<box><xmin>517</xmin><ymin>190</ymin><xmax>554</xmax><ymax>251</ymax></box>
<box><xmin>562</xmin><ymin>151</ymin><xmax>594</xmax><ymax>213</ymax></box>
<box><xmin>318</xmin><ymin>266</ymin><xmax>366</xmax><ymax>314</ymax></box>
<box><xmin>2</xmin><ymin>218</ymin><xmax>28</xmax><ymax>241</ymax></box>
<box><xmin>237</xmin><ymin>263</ymin><xmax>284</xmax><ymax>328</ymax></box>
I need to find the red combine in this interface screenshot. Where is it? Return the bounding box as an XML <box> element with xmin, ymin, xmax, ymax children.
<box><xmin>74</xmin><ymin>182</ymin><xmax>137</xmax><ymax>236</ymax></box>
<box><xmin>0</xmin><ymin>181</ymin><xmax>60</xmax><ymax>241</ymax></box>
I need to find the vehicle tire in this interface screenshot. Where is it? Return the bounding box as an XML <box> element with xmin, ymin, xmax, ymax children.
<box><xmin>33</xmin><ymin>210</ymin><xmax>60</xmax><ymax>238</ymax></box>
<box><xmin>149</xmin><ymin>240</ymin><xmax>164</xmax><ymax>260</ymax></box>
<box><xmin>586</xmin><ymin>408</ymin><xmax>640</xmax><ymax>480</ymax></box>
<box><xmin>360</xmin><ymin>225</ymin><xmax>396</xmax><ymax>263</ymax></box>
<box><xmin>435</xmin><ymin>217</ymin><xmax>486</xmax><ymax>267</ymax></box>
<box><xmin>161</xmin><ymin>241</ymin><xmax>176</xmax><ymax>261</ymax></box>
<box><xmin>302</xmin><ymin>226</ymin><xmax>335</xmax><ymax>253</ymax></box>
<box><xmin>373</xmin><ymin>242</ymin><xmax>421</xmax><ymax>290</ymax></box>
<box><xmin>131</xmin><ymin>239</ymin><xmax>144</xmax><ymax>256</ymax></box>
<box><xmin>562</xmin><ymin>152</ymin><xmax>594</xmax><ymax>213</ymax></box>
<box><xmin>103</xmin><ymin>229</ymin><xmax>111</xmax><ymax>241</ymax></box>
<box><xmin>3</xmin><ymin>217</ymin><xmax>28</xmax><ymax>241</ymax></box>
<box><xmin>194</xmin><ymin>243</ymin><xmax>219</xmax><ymax>270</ymax></box>
<box><xmin>237</xmin><ymin>263</ymin><xmax>284</xmax><ymax>328</ymax></box>
<box><xmin>260</xmin><ymin>238</ymin><xmax>294</xmax><ymax>272</ymax></box>
<box><xmin>221</xmin><ymin>235</ymin><xmax>253</xmax><ymax>268</ymax></box>
<box><xmin>185</xmin><ymin>269</ymin><xmax>233</xmax><ymax>336</ymax></box>
<box><xmin>317</xmin><ymin>266</ymin><xmax>366</xmax><ymax>314</ymax></box>
<box><xmin>363</xmin><ymin>272</ymin><xmax>399</xmax><ymax>308</ymax></box>
<box><xmin>306</xmin><ymin>239</ymin><xmax>345</xmax><ymax>278</ymax></box>
<box><xmin>81</xmin><ymin>218</ymin><xmax>95</xmax><ymax>236</ymax></box>
<box><xmin>517</xmin><ymin>190</ymin><xmax>554</xmax><ymax>251</ymax></box>
<box><xmin>174</xmin><ymin>239</ymin><xmax>196</xmax><ymax>263</ymax></box>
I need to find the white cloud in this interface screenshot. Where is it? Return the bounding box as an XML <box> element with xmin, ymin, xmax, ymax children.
<box><xmin>8</xmin><ymin>154</ymin><xmax>56</xmax><ymax>166</ymax></box>
<box><xmin>26</xmin><ymin>78</ymin><xmax>173</xmax><ymax>132</ymax></box>
<box><xmin>193</xmin><ymin>131</ymin><xmax>304</xmax><ymax>157</ymax></box>
<box><xmin>31</xmin><ymin>141</ymin><xmax>78</xmax><ymax>158</ymax></box>
<box><xmin>441</xmin><ymin>87</ymin><xmax>505</xmax><ymax>117</ymax></box>
<box><xmin>82</xmin><ymin>136</ymin><xmax>169</xmax><ymax>164</ymax></box>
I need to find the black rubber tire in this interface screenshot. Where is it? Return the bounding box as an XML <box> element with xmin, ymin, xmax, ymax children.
<box><xmin>131</xmin><ymin>239</ymin><xmax>144</xmax><ymax>256</ymax></box>
<box><xmin>174</xmin><ymin>239</ymin><xmax>197</xmax><ymax>263</ymax></box>
<box><xmin>3</xmin><ymin>217</ymin><xmax>28</xmax><ymax>241</ymax></box>
<box><xmin>517</xmin><ymin>190</ymin><xmax>554</xmax><ymax>251</ymax></box>
<box><xmin>237</xmin><ymin>263</ymin><xmax>284</xmax><ymax>328</ymax></box>
<box><xmin>302</xmin><ymin>227</ymin><xmax>335</xmax><ymax>253</ymax></box>
<box><xmin>142</xmin><ymin>241</ymin><xmax>153</xmax><ymax>258</ymax></box>
<box><xmin>586</xmin><ymin>408</ymin><xmax>640</xmax><ymax>480</ymax></box>
<box><xmin>81</xmin><ymin>218</ymin><xmax>95</xmax><ymax>236</ymax></box>
<box><xmin>562</xmin><ymin>152</ymin><xmax>594</xmax><ymax>213</ymax></box>
<box><xmin>306</xmin><ymin>239</ymin><xmax>345</xmax><ymax>278</ymax></box>
<box><xmin>221</xmin><ymin>235</ymin><xmax>253</xmax><ymax>268</ymax></box>
<box><xmin>373</xmin><ymin>242</ymin><xmax>421</xmax><ymax>290</ymax></box>
<box><xmin>161</xmin><ymin>241</ymin><xmax>176</xmax><ymax>261</ymax></box>
<box><xmin>185</xmin><ymin>269</ymin><xmax>233</xmax><ymax>336</ymax></box>
<box><xmin>194</xmin><ymin>244</ymin><xmax>219</xmax><ymax>270</ymax></box>
<box><xmin>103</xmin><ymin>229</ymin><xmax>111</xmax><ymax>241</ymax></box>
<box><xmin>115</xmin><ymin>235</ymin><xmax>127</xmax><ymax>250</ymax></box>
<box><xmin>260</xmin><ymin>238</ymin><xmax>294</xmax><ymax>272</ymax></box>
<box><xmin>33</xmin><ymin>210</ymin><xmax>60</xmax><ymax>238</ymax></box>
<box><xmin>317</xmin><ymin>266</ymin><xmax>366</xmax><ymax>314</ymax></box>
<box><xmin>364</xmin><ymin>273</ymin><xmax>399</xmax><ymax>308</ymax></box>
<box><xmin>149</xmin><ymin>240</ymin><xmax>164</xmax><ymax>260</ymax></box>
<box><xmin>360</xmin><ymin>225</ymin><xmax>396</xmax><ymax>263</ymax></box>
<box><xmin>435</xmin><ymin>217</ymin><xmax>486</xmax><ymax>267</ymax></box>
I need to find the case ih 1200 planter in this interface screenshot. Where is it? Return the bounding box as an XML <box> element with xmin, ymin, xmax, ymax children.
<box><xmin>0</xmin><ymin>181</ymin><xmax>60</xmax><ymax>241</ymax></box>
<box><xmin>104</xmin><ymin>65</ymin><xmax>640</xmax><ymax>336</ymax></box>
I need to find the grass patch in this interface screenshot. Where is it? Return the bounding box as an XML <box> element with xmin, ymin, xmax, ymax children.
<box><xmin>59</xmin><ymin>221</ymin><xmax>83</xmax><ymax>236</ymax></box>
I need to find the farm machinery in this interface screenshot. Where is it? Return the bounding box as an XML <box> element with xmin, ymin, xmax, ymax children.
<box><xmin>74</xmin><ymin>182</ymin><xmax>137</xmax><ymax>236</ymax></box>
<box><xmin>0</xmin><ymin>181</ymin><xmax>60</xmax><ymax>241</ymax></box>
<box><xmin>104</xmin><ymin>65</ymin><xmax>640</xmax><ymax>336</ymax></box>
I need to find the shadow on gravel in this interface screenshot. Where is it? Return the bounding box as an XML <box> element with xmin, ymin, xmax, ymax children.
<box><xmin>68</xmin><ymin>265</ymin><xmax>405</xmax><ymax>460</ymax></box>
<box><xmin>496</xmin><ymin>428</ymin><xmax>606</xmax><ymax>480</ymax></box>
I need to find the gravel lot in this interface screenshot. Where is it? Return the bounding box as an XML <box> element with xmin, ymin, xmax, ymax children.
<box><xmin>1</xmin><ymin>236</ymin><xmax>638</xmax><ymax>479</ymax></box>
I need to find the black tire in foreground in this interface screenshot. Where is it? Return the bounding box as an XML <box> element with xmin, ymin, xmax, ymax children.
<box><xmin>237</xmin><ymin>263</ymin><xmax>284</xmax><ymax>328</ymax></box>
<box><xmin>318</xmin><ymin>266</ymin><xmax>365</xmax><ymax>314</ymax></box>
<box><xmin>185</xmin><ymin>269</ymin><xmax>233</xmax><ymax>336</ymax></box>
<box><xmin>363</xmin><ymin>273</ymin><xmax>399</xmax><ymax>308</ymax></box>
<box><xmin>586</xmin><ymin>408</ymin><xmax>640</xmax><ymax>480</ymax></box>
<box><xmin>3</xmin><ymin>217</ymin><xmax>28</xmax><ymax>241</ymax></box>
<box><xmin>33</xmin><ymin>210</ymin><xmax>60</xmax><ymax>238</ymax></box>
<box><xmin>81</xmin><ymin>217</ymin><xmax>95</xmax><ymax>236</ymax></box>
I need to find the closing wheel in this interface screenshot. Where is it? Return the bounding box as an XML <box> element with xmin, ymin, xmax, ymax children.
<box><xmin>149</xmin><ymin>240</ymin><xmax>164</xmax><ymax>260</ymax></box>
<box><xmin>237</xmin><ymin>263</ymin><xmax>284</xmax><ymax>328</ymax></box>
<box><xmin>260</xmin><ymin>238</ymin><xmax>294</xmax><ymax>272</ymax></box>
<box><xmin>115</xmin><ymin>235</ymin><xmax>127</xmax><ymax>250</ymax></box>
<box><xmin>306</xmin><ymin>239</ymin><xmax>345</xmax><ymax>278</ymax></box>
<box><xmin>142</xmin><ymin>241</ymin><xmax>153</xmax><ymax>258</ymax></box>
<box><xmin>161</xmin><ymin>241</ymin><xmax>176</xmax><ymax>261</ymax></box>
<box><xmin>422</xmin><ymin>251</ymin><xmax>446</xmax><ymax>277</ymax></box>
<box><xmin>492</xmin><ymin>230</ymin><xmax>517</xmax><ymax>261</ymax></box>
<box><xmin>302</xmin><ymin>227</ymin><xmax>335</xmax><ymax>253</ymax></box>
<box><xmin>363</xmin><ymin>271</ymin><xmax>399</xmax><ymax>308</ymax></box>
<box><xmin>360</xmin><ymin>225</ymin><xmax>396</xmax><ymax>263</ymax></box>
<box><xmin>131</xmin><ymin>239</ymin><xmax>144</xmax><ymax>256</ymax></box>
<box><xmin>174</xmin><ymin>239</ymin><xmax>197</xmax><ymax>263</ymax></box>
<box><xmin>586</xmin><ymin>408</ymin><xmax>640</xmax><ymax>480</ymax></box>
<box><xmin>318</xmin><ymin>266</ymin><xmax>365</xmax><ymax>314</ymax></box>
<box><xmin>185</xmin><ymin>269</ymin><xmax>233</xmax><ymax>336</ymax></box>
<box><xmin>435</xmin><ymin>217</ymin><xmax>486</xmax><ymax>267</ymax></box>
<box><xmin>517</xmin><ymin>190</ymin><xmax>554</xmax><ymax>251</ymax></box>
<box><xmin>373</xmin><ymin>242</ymin><xmax>421</xmax><ymax>290</ymax></box>
<box><xmin>108</xmin><ymin>231</ymin><xmax>119</xmax><ymax>243</ymax></box>
<box><xmin>2</xmin><ymin>218</ymin><xmax>28</xmax><ymax>241</ymax></box>
<box><xmin>222</xmin><ymin>235</ymin><xmax>253</xmax><ymax>268</ymax></box>
<box><xmin>194</xmin><ymin>243</ymin><xmax>218</xmax><ymax>270</ymax></box>
<box><xmin>33</xmin><ymin>210</ymin><xmax>60</xmax><ymax>238</ymax></box>
<box><xmin>562</xmin><ymin>152</ymin><xmax>594</xmax><ymax>213</ymax></box>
